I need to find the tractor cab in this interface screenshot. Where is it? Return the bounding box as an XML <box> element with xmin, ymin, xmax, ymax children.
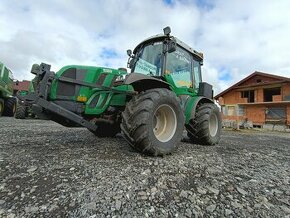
<box><xmin>127</xmin><ymin>27</ymin><xmax>204</xmax><ymax>92</ymax></box>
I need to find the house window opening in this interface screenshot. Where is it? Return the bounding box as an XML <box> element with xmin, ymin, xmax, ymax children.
<box><xmin>265</xmin><ymin>107</ymin><xmax>286</xmax><ymax>124</ymax></box>
<box><xmin>227</xmin><ymin>106</ymin><xmax>236</xmax><ymax>116</ymax></box>
<box><xmin>237</xmin><ymin>106</ymin><xmax>245</xmax><ymax>116</ymax></box>
<box><xmin>264</xmin><ymin>87</ymin><xmax>281</xmax><ymax>102</ymax></box>
<box><xmin>221</xmin><ymin>106</ymin><xmax>227</xmax><ymax>115</ymax></box>
<box><xmin>241</xmin><ymin>90</ymin><xmax>255</xmax><ymax>103</ymax></box>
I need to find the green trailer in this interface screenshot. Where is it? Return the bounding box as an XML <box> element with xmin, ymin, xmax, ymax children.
<box><xmin>20</xmin><ymin>27</ymin><xmax>221</xmax><ymax>156</ymax></box>
<box><xmin>0</xmin><ymin>62</ymin><xmax>16</xmax><ymax>117</ymax></box>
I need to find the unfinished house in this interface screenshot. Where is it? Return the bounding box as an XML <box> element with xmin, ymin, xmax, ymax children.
<box><xmin>215</xmin><ymin>71</ymin><xmax>290</xmax><ymax>131</ymax></box>
<box><xmin>13</xmin><ymin>80</ymin><xmax>30</xmax><ymax>95</ymax></box>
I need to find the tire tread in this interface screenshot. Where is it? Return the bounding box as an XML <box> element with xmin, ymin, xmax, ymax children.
<box><xmin>121</xmin><ymin>88</ymin><xmax>184</xmax><ymax>156</ymax></box>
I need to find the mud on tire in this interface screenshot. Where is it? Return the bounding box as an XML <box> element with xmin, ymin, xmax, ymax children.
<box><xmin>121</xmin><ymin>88</ymin><xmax>184</xmax><ymax>156</ymax></box>
<box><xmin>186</xmin><ymin>103</ymin><xmax>221</xmax><ymax>145</ymax></box>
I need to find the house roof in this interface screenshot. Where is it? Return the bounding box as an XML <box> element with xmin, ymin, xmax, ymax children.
<box><xmin>214</xmin><ymin>71</ymin><xmax>290</xmax><ymax>99</ymax></box>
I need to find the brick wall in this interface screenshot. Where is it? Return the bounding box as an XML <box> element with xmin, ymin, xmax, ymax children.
<box><xmin>218</xmin><ymin>97</ymin><xmax>224</xmax><ymax>105</ymax></box>
<box><xmin>221</xmin><ymin>92</ymin><xmax>238</xmax><ymax>105</ymax></box>
<box><xmin>256</xmin><ymin>89</ymin><xmax>263</xmax><ymax>102</ymax></box>
<box><xmin>222</xmin><ymin>104</ymin><xmax>290</xmax><ymax>127</ymax></box>
<box><xmin>245</xmin><ymin>105</ymin><xmax>265</xmax><ymax>125</ymax></box>
<box><xmin>221</xmin><ymin>83</ymin><xmax>290</xmax><ymax>105</ymax></box>
<box><xmin>287</xmin><ymin>105</ymin><xmax>290</xmax><ymax>125</ymax></box>
<box><xmin>282</xmin><ymin>83</ymin><xmax>290</xmax><ymax>100</ymax></box>
<box><xmin>273</xmin><ymin>95</ymin><xmax>282</xmax><ymax>102</ymax></box>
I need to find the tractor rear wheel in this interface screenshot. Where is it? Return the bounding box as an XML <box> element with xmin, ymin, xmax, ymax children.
<box><xmin>186</xmin><ymin>103</ymin><xmax>221</xmax><ymax>145</ymax></box>
<box><xmin>15</xmin><ymin>103</ymin><xmax>27</xmax><ymax>119</ymax></box>
<box><xmin>0</xmin><ymin>98</ymin><xmax>4</xmax><ymax>116</ymax></box>
<box><xmin>121</xmin><ymin>88</ymin><xmax>184</xmax><ymax>156</ymax></box>
<box><xmin>3</xmin><ymin>97</ymin><xmax>16</xmax><ymax>117</ymax></box>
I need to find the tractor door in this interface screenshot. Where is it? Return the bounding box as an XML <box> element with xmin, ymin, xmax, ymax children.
<box><xmin>164</xmin><ymin>46</ymin><xmax>202</xmax><ymax>95</ymax></box>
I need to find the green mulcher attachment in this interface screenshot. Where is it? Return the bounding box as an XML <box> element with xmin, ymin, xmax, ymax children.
<box><xmin>19</xmin><ymin>63</ymin><xmax>134</xmax><ymax>131</ymax></box>
<box><xmin>20</xmin><ymin>27</ymin><xmax>221</xmax><ymax>156</ymax></box>
<box><xmin>0</xmin><ymin>61</ymin><xmax>17</xmax><ymax>117</ymax></box>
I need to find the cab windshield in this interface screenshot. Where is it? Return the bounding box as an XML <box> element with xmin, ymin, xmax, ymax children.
<box><xmin>133</xmin><ymin>42</ymin><xmax>163</xmax><ymax>76</ymax></box>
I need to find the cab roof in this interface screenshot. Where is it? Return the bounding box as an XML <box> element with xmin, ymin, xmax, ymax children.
<box><xmin>133</xmin><ymin>34</ymin><xmax>203</xmax><ymax>61</ymax></box>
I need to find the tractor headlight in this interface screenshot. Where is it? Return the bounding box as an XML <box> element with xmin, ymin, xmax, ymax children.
<box><xmin>115</xmin><ymin>75</ymin><xmax>125</xmax><ymax>81</ymax></box>
<box><xmin>77</xmin><ymin>96</ymin><xmax>87</xmax><ymax>102</ymax></box>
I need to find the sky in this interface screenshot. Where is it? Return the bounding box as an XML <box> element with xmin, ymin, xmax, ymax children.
<box><xmin>1</xmin><ymin>0</ymin><xmax>290</xmax><ymax>95</ymax></box>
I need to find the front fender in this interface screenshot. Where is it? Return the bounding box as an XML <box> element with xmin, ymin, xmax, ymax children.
<box><xmin>124</xmin><ymin>73</ymin><xmax>171</xmax><ymax>92</ymax></box>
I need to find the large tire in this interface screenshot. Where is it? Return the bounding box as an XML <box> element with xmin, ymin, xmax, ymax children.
<box><xmin>186</xmin><ymin>103</ymin><xmax>221</xmax><ymax>145</ymax></box>
<box><xmin>121</xmin><ymin>88</ymin><xmax>185</xmax><ymax>156</ymax></box>
<box><xmin>15</xmin><ymin>103</ymin><xmax>27</xmax><ymax>119</ymax></box>
<box><xmin>3</xmin><ymin>97</ymin><xmax>16</xmax><ymax>117</ymax></box>
<box><xmin>0</xmin><ymin>98</ymin><xmax>4</xmax><ymax>117</ymax></box>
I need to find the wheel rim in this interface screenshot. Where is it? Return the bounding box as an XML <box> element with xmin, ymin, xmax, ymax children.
<box><xmin>153</xmin><ymin>104</ymin><xmax>177</xmax><ymax>142</ymax></box>
<box><xmin>13</xmin><ymin>103</ymin><xmax>16</xmax><ymax>114</ymax></box>
<box><xmin>209</xmin><ymin>113</ymin><xmax>218</xmax><ymax>137</ymax></box>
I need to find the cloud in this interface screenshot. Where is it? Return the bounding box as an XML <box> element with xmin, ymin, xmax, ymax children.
<box><xmin>197</xmin><ymin>0</ymin><xmax>290</xmax><ymax>91</ymax></box>
<box><xmin>0</xmin><ymin>0</ymin><xmax>289</xmax><ymax>94</ymax></box>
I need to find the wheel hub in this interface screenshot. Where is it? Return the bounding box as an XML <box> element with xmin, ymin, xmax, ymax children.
<box><xmin>13</xmin><ymin>104</ymin><xmax>16</xmax><ymax>114</ymax></box>
<box><xmin>153</xmin><ymin>104</ymin><xmax>177</xmax><ymax>142</ymax></box>
<box><xmin>209</xmin><ymin>113</ymin><xmax>218</xmax><ymax>137</ymax></box>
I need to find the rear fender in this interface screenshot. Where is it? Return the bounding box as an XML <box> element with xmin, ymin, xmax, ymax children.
<box><xmin>184</xmin><ymin>96</ymin><xmax>214</xmax><ymax>124</ymax></box>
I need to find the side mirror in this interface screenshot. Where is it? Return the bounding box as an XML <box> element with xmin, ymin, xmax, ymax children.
<box><xmin>128</xmin><ymin>58</ymin><xmax>136</xmax><ymax>69</ymax></box>
<box><xmin>163</xmin><ymin>26</ymin><xmax>171</xmax><ymax>36</ymax></box>
<box><xmin>167</xmin><ymin>39</ymin><xmax>176</xmax><ymax>53</ymax></box>
<box><xmin>127</xmin><ymin>49</ymin><xmax>132</xmax><ymax>57</ymax></box>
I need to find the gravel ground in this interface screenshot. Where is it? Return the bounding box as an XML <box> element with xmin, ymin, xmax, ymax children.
<box><xmin>0</xmin><ymin>117</ymin><xmax>290</xmax><ymax>218</ymax></box>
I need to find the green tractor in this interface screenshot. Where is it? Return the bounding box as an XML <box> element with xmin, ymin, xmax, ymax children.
<box><xmin>15</xmin><ymin>81</ymin><xmax>35</xmax><ymax>119</ymax></box>
<box><xmin>20</xmin><ymin>27</ymin><xmax>221</xmax><ymax>156</ymax></box>
<box><xmin>0</xmin><ymin>62</ymin><xmax>17</xmax><ymax>117</ymax></box>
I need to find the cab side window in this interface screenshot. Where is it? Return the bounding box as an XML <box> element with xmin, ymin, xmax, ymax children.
<box><xmin>193</xmin><ymin>60</ymin><xmax>202</xmax><ymax>90</ymax></box>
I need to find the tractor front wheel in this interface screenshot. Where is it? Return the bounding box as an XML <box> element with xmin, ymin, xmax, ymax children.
<box><xmin>186</xmin><ymin>103</ymin><xmax>221</xmax><ymax>145</ymax></box>
<box><xmin>3</xmin><ymin>97</ymin><xmax>16</xmax><ymax>117</ymax></box>
<box><xmin>121</xmin><ymin>88</ymin><xmax>184</xmax><ymax>156</ymax></box>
